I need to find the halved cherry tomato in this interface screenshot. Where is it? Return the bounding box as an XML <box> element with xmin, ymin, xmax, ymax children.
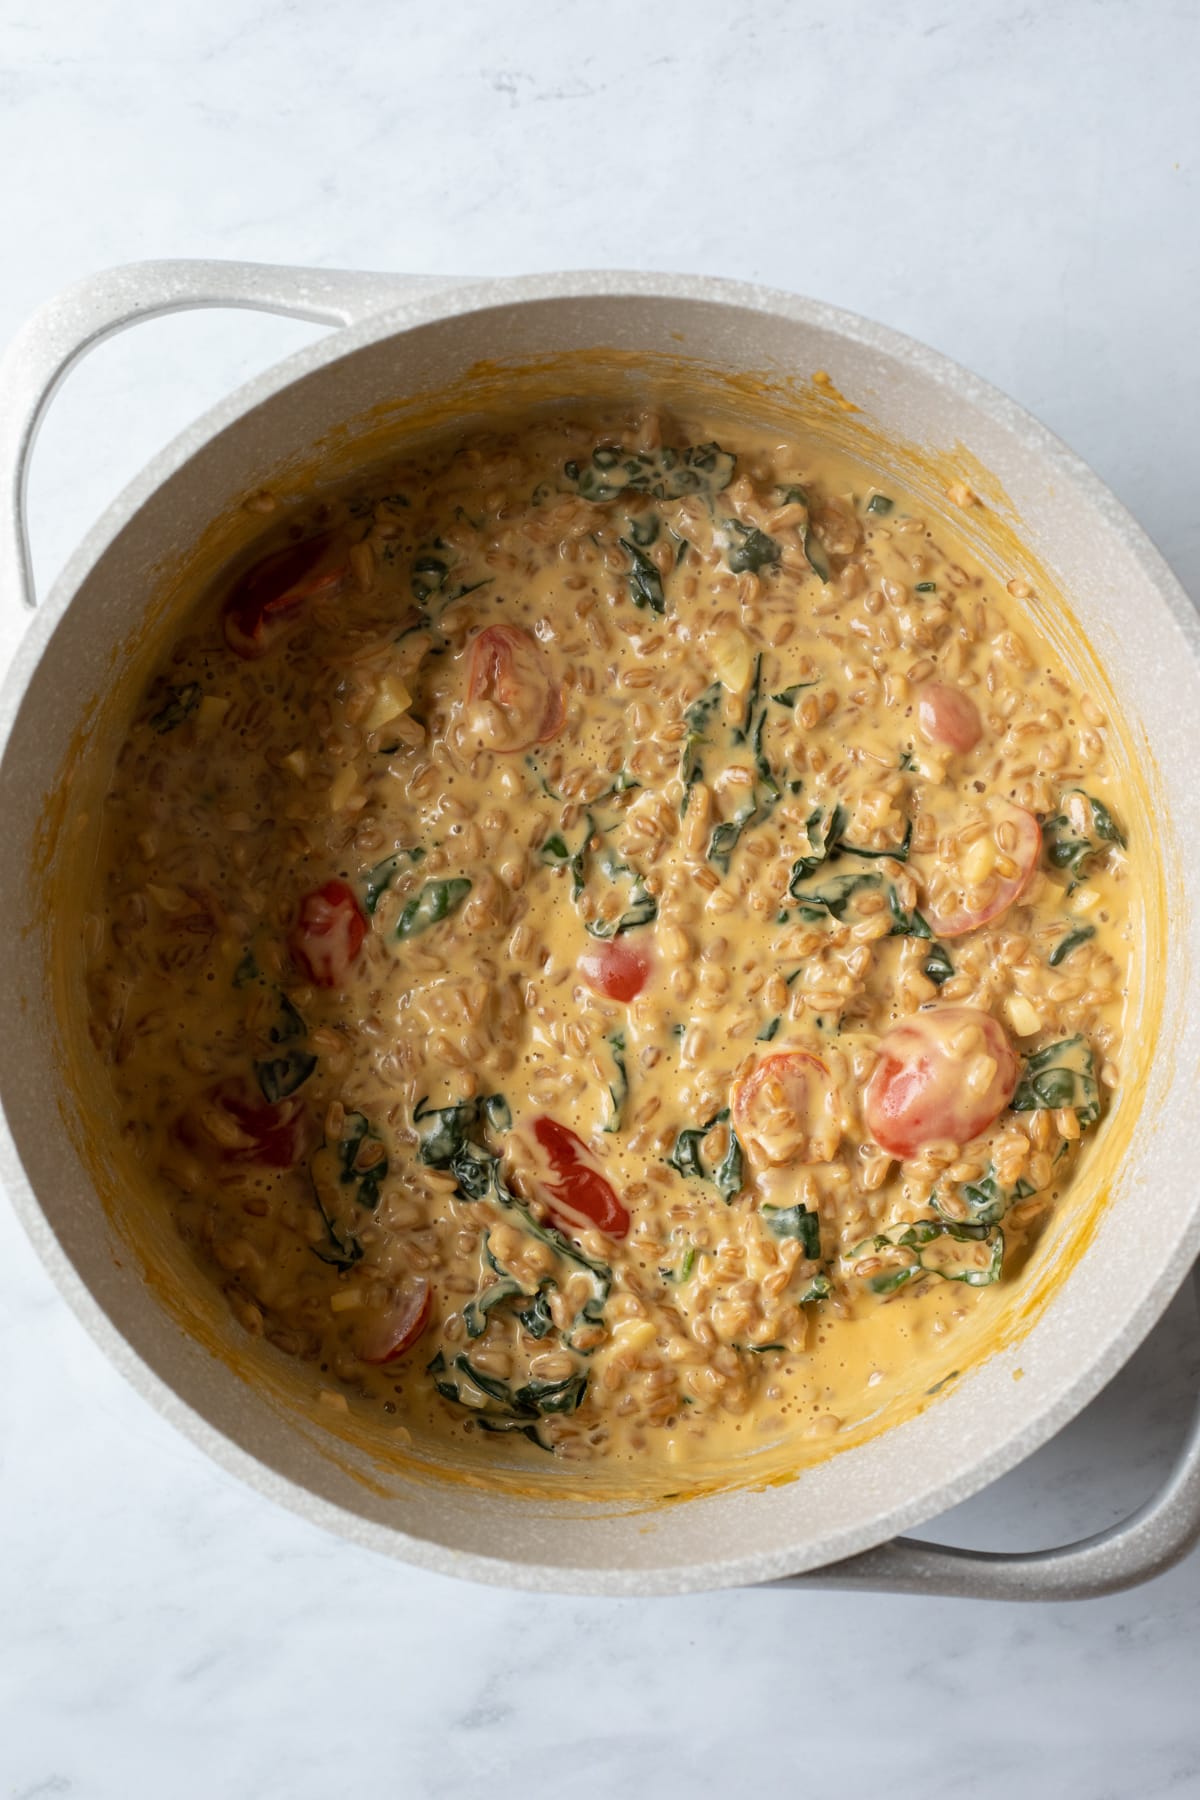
<box><xmin>532</xmin><ymin>1116</ymin><xmax>630</xmax><ymax>1239</ymax></box>
<box><xmin>578</xmin><ymin>938</ymin><xmax>652</xmax><ymax>1002</ymax></box>
<box><xmin>465</xmin><ymin>624</ymin><xmax>564</xmax><ymax>752</ymax></box>
<box><xmin>223</xmin><ymin>532</ymin><xmax>349</xmax><ymax>659</ymax></box>
<box><xmin>204</xmin><ymin>1087</ymin><xmax>311</xmax><ymax>1169</ymax></box>
<box><xmin>290</xmin><ymin>879</ymin><xmax>367</xmax><ymax>987</ymax></box>
<box><xmin>355</xmin><ymin>1278</ymin><xmax>432</xmax><ymax>1364</ymax></box>
<box><xmin>918</xmin><ymin>682</ymin><xmax>982</xmax><ymax>754</ymax></box>
<box><xmin>923</xmin><ymin>802</ymin><xmax>1041</xmax><ymax>939</ymax></box>
<box><xmin>732</xmin><ymin>1050</ymin><xmax>836</xmax><ymax>1167</ymax></box>
<box><xmin>864</xmin><ymin>1006</ymin><xmax>1018</xmax><ymax>1159</ymax></box>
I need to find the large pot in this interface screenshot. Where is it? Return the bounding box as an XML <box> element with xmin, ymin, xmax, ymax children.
<box><xmin>2</xmin><ymin>262</ymin><xmax>1198</xmax><ymax>1598</ymax></box>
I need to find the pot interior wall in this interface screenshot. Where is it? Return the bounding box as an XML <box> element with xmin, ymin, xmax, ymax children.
<box><xmin>5</xmin><ymin>285</ymin><xmax>1200</xmax><ymax>1590</ymax></box>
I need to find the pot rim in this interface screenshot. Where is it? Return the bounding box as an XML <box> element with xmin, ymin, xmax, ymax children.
<box><xmin>3</xmin><ymin>267</ymin><xmax>1198</xmax><ymax>1595</ymax></box>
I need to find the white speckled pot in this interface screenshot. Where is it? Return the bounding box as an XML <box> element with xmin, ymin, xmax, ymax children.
<box><xmin>1</xmin><ymin>264</ymin><xmax>1198</xmax><ymax>1598</ymax></box>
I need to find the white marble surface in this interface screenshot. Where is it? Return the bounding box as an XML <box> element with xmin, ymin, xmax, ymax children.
<box><xmin>2</xmin><ymin>3</ymin><xmax>1199</xmax><ymax>1795</ymax></box>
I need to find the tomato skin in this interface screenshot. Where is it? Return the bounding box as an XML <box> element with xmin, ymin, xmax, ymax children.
<box><xmin>864</xmin><ymin>1006</ymin><xmax>1019</xmax><ymax>1159</ymax></box>
<box><xmin>732</xmin><ymin>1050</ymin><xmax>834</xmax><ymax>1167</ymax></box>
<box><xmin>918</xmin><ymin>682</ymin><xmax>983</xmax><ymax>754</ymax></box>
<box><xmin>578</xmin><ymin>938</ymin><xmax>652</xmax><ymax>1002</ymax></box>
<box><xmin>208</xmin><ymin>1087</ymin><xmax>311</xmax><ymax>1169</ymax></box>
<box><xmin>290</xmin><ymin>879</ymin><xmax>367</xmax><ymax>987</ymax></box>
<box><xmin>356</xmin><ymin>1279</ymin><xmax>432</xmax><ymax>1364</ymax></box>
<box><xmin>465</xmin><ymin>624</ymin><xmax>564</xmax><ymax>752</ymax></box>
<box><xmin>532</xmin><ymin>1116</ymin><xmax>630</xmax><ymax>1239</ymax></box>
<box><xmin>223</xmin><ymin>532</ymin><xmax>349</xmax><ymax>659</ymax></box>
<box><xmin>924</xmin><ymin>804</ymin><xmax>1042</xmax><ymax>939</ymax></box>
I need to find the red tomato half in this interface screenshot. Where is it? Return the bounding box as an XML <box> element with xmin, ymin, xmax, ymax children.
<box><xmin>578</xmin><ymin>938</ymin><xmax>652</xmax><ymax>1002</ymax></box>
<box><xmin>532</xmin><ymin>1116</ymin><xmax>630</xmax><ymax>1239</ymax></box>
<box><xmin>208</xmin><ymin>1087</ymin><xmax>311</xmax><ymax>1169</ymax></box>
<box><xmin>465</xmin><ymin>624</ymin><xmax>564</xmax><ymax>752</ymax></box>
<box><xmin>923</xmin><ymin>803</ymin><xmax>1041</xmax><ymax>939</ymax></box>
<box><xmin>732</xmin><ymin>1049</ymin><xmax>835</xmax><ymax>1168</ymax></box>
<box><xmin>223</xmin><ymin>532</ymin><xmax>349</xmax><ymax>659</ymax></box>
<box><xmin>918</xmin><ymin>682</ymin><xmax>983</xmax><ymax>754</ymax></box>
<box><xmin>355</xmin><ymin>1278</ymin><xmax>433</xmax><ymax>1365</ymax></box>
<box><xmin>290</xmin><ymin>880</ymin><xmax>368</xmax><ymax>988</ymax></box>
<box><xmin>864</xmin><ymin>1006</ymin><xmax>1018</xmax><ymax>1159</ymax></box>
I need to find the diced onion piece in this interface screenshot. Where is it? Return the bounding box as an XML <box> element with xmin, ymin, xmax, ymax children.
<box><xmin>364</xmin><ymin>674</ymin><xmax>413</xmax><ymax>733</ymax></box>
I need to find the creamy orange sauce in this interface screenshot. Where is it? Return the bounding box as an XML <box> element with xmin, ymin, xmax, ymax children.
<box><xmin>79</xmin><ymin>407</ymin><xmax>1136</xmax><ymax>1484</ymax></box>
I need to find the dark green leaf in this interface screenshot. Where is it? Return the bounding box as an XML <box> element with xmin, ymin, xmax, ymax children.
<box><xmin>934</xmin><ymin>1172</ymin><xmax>1008</xmax><ymax>1227</ymax></box>
<box><xmin>233</xmin><ymin>949</ymin><xmax>259</xmax><ymax>988</ymax></box>
<box><xmin>923</xmin><ymin>943</ymin><xmax>954</xmax><ymax>986</ymax></box>
<box><xmin>761</xmin><ymin>1204</ymin><xmax>821</xmax><ymax>1258</ymax></box>
<box><xmin>417</xmin><ymin>1098</ymin><xmax>613</xmax><ymax>1345</ymax></box>
<box><xmin>149</xmin><ymin>683</ymin><xmax>201</xmax><ymax>733</ymax></box>
<box><xmin>585</xmin><ymin>850</ymin><xmax>658</xmax><ymax>938</ymax></box>
<box><xmin>788</xmin><ymin>804</ymin><xmax>849</xmax><ymax>886</ymax></box>
<box><xmin>1049</xmin><ymin>924</ymin><xmax>1096</xmax><ymax>967</ymax></box>
<box><xmin>851</xmin><ymin>1219</ymin><xmax>1004</xmax><ymax>1293</ymax></box>
<box><xmin>804</xmin><ymin>527</ymin><xmax>831</xmax><ymax>583</ymax></box>
<box><xmin>668</xmin><ymin>1109</ymin><xmax>744</xmax><ymax>1203</ymax></box>
<box><xmin>269</xmin><ymin>994</ymin><xmax>307</xmax><ymax>1044</ymax></box>
<box><xmin>592</xmin><ymin>770</ymin><xmax>641</xmax><ymax>805</ymax></box>
<box><xmin>839</xmin><ymin>818</ymin><xmax>913</xmax><ymax>863</ymax></box>
<box><xmin>865</xmin><ymin>494</ymin><xmax>894</xmax><ymax>516</ymax></box>
<box><xmin>464</xmin><ymin>1275</ymin><xmax>529</xmax><ymax>1339</ymax></box>
<box><xmin>771</xmin><ymin>683</ymin><xmax>818</xmax><ymax>706</ymax></box>
<box><xmin>513</xmin><ymin>1287</ymin><xmax>557</xmax><ymax>1339</ymax></box>
<box><xmin>1087</xmin><ymin>794</ymin><xmax>1125</xmax><ymax>845</ymax></box>
<box><xmin>756</xmin><ymin>1016</ymin><xmax>781</xmax><ymax>1042</ymax></box>
<box><xmin>410</xmin><ymin>555</ymin><xmax>449</xmax><ymax>603</ymax></box>
<box><xmin>310</xmin><ymin>1171</ymin><xmax>364</xmax><ymax>1270</ymax></box>
<box><xmin>788</xmin><ymin>807</ymin><xmax>910</xmax><ymax>898</ymax></box>
<box><xmin>706</xmin><ymin>696</ymin><xmax>783</xmax><ymax>877</ymax></box>
<box><xmin>713</xmin><ymin>1129</ymin><xmax>744</xmax><ymax>1204</ymax></box>
<box><xmin>887</xmin><ymin>884</ymin><xmax>932</xmax><ymax>938</ymax></box>
<box><xmin>363</xmin><ymin>847</ymin><xmax>424</xmax><ymax>915</ymax></box>
<box><xmin>625</xmin><ymin>511</ymin><xmax>659</xmax><ymax>548</ymax></box>
<box><xmin>1011</xmin><ymin>1036</ymin><xmax>1100</xmax><ymax>1125</ymax></box>
<box><xmin>726</xmin><ymin>523</ymin><xmax>780</xmax><ymax>575</ymax></box>
<box><xmin>679</xmin><ymin>683</ymin><xmax>722</xmax><ymax>810</ymax></box>
<box><xmin>255</xmin><ymin>1050</ymin><xmax>316</xmax><ymax>1104</ymax></box>
<box><xmin>483</xmin><ymin>1094</ymin><xmax>512</xmax><ymax>1132</ymax></box>
<box><xmin>793</xmin><ymin>871</ymin><xmax>881</xmax><ymax>922</ymax></box>
<box><xmin>540</xmin><ymin>818</ymin><xmax>590</xmax><ymax>899</ymax></box>
<box><xmin>1044</xmin><ymin>790</ymin><xmax>1127</xmax><ymax>885</ymax></box>
<box><xmin>566</xmin><ymin>442</ymin><xmax>736</xmax><ymax>504</ymax></box>
<box><xmin>444</xmin><ymin>577</ymin><xmax>493</xmax><ymax>603</ymax></box>
<box><xmin>311</xmin><ymin>1230</ymin><xmax>363</xmax><ymax>1272</ymax></box>
<box><xmin>604</xmin><ymin>1031</ymin><xmax>628</xmax><ymax>1133</ymax></box>
<box><xmin>338</xmin><ymin>1111</ymin><xmax>389</xmax><ymax>1210</ymax></box>
<box><xmin>734</xmin><ymin>653</ymin><xmax>764</xmax><ymax>742</ymax></box>
<box><xmin>619</xmin><ymin>537</ymin><xmax>666</xmax><ymax>614</ymax></box>
<box><xmin>707</xmin><ymin>802</ymin><xmax>756</xmax><ymax>876</ymax></box>
<box><xmin>667</xmin><ymin>1126</ymin><xmax>706</xmax><ymax>1183</ymax></box>
<box><xmin>414</xmin><ymin>1095</ymin><xmax>471</xmax><ymax>1167</ymax></box>
<box><xmin>465</xmin><ymin>1231</ymin><xmax>555</xmax><ymax>1341</ymax></box>
<box><xmin>395</xmin><ymin>877</ymin><xmax>471</xmax><ymax>938</ymax></box>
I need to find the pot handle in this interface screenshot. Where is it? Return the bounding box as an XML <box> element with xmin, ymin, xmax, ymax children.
<box><xmin>0</xmin><ymin>258</ymin><xmax>461</xmax><ymax>611</ymax></box>
<box><xmin>771</xmin><ymin>1266</ymin><xmax>1200</xmax><ymax>1600</ymax></box>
